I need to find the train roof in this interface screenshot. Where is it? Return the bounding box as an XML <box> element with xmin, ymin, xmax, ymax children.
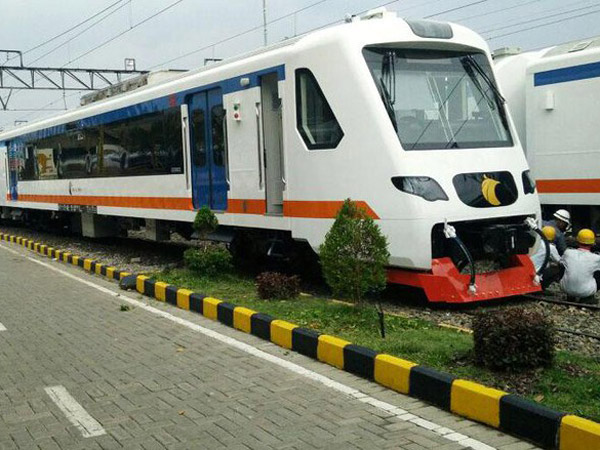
<box><xmin>543</xmin><ymin>34</ymin><xmax>600</xmax><ymax>58</ymax></box>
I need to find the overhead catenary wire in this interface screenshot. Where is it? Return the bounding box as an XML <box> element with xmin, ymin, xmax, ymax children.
<box><xmin>63</xmin><ymin>0</ymin><xmax>187</xmax><ymax>67</ymax></box>
<box><xmin>423</xmin><ymin>0</ymin><xmax>489</xmax><ymax>19</ymax></box>
<box><xmin>480</xmin><ymin>1</ymin><xmax>600</xmax><ymax>35</ymax></box>
<box><xmin>148</xmin><ymin>0</ymin><xmax>488</xmax><ymax>70</ymax></box>
<box><xmin>487</xmin><ymin>6</ymin><xmax>600</xmax><ymax>40</ymax></box>
<box><xmin>1</xmin><ymin>0</ymin><xmax>128</xmax><ymax>66</ymax></box>
<box><xmin>28</xmin><ymin>0</ymin><xmax>132</xmax><ymax>66</ymax></box>
<box><xmin>3</xmin><ymin>0</ymin><xmax>186</xmax><ymax>127</ymax></box>
<box><xmin>1</xmin><ymin>0</ymin><xmax>131</xmax><ymax>124</ymax></box>
<box><xmin>147</xmin><ymin>0</ymin><xmax>336</xmax><ymax>70</ymax></box>
<box><xmin>453</xmin><ymin>0</ymin><xmax>542</xmax><ymax>23</ymax></box>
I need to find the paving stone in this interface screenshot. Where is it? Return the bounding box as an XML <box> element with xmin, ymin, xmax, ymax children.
<box><xmin>0</xmin><ymin>242</ymin><xmax>532</xmax><ymax>449</ymax></box>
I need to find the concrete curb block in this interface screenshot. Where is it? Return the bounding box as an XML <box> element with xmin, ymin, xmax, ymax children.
<box><xmin>1</xmin><ymin>230</ymin><xmax>599</xmax><ymax>450</ymax></box>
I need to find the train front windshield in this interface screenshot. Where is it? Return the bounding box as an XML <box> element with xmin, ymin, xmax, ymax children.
<box><xmin>363</xmin><ymin>47</ymin><xmax>513</xmax><ymax>150</ymax></box>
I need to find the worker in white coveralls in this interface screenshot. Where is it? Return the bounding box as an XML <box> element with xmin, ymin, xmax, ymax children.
<box><xmin>560</xmin><ymin>229</ymin><xmax>600</xmax><ymax>304</ymax></box>
<box><xmin>530</xmin><ymin>226</ymin><xmax>560</xmax><ymax>290</ymax></box>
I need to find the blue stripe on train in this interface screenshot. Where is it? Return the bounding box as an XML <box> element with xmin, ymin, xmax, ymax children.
<box><xmin>534</xmin><ymin>60</ymin><xmax>600</xmax><ymax>86</ymax></box>
<box><xmin>12</xmin><ymin>64</ymin><xmax>285</xmax><ymax>142</ymax></box>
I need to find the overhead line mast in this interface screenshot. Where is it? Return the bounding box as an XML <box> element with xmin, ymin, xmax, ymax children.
<box><xmin>0</xmin><ymin>58</ymin><xmax>147</xmax><ymax>110</ymax></box>
<box><xmin>263</xmin><ymin>0</ymin><xmax>268</xmax><ymax>46</ymax></box>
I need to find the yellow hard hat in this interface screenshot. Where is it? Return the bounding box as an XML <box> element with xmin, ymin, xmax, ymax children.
<box><xmin>542</xmin><ymin>226</ymin><xmax>556</xmax><ymax>242</ymax></box>
<box><xmin>577</xmin><ymin>229</ymin><xmax>596</xmax><ymax>245</ymax></box>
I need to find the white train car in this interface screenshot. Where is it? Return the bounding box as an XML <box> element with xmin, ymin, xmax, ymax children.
<box><xmin>0</xmin><ymin>9</ymin><xmax>542</xmax><ymax>303</ymax></box>
<box><xmin>495</xmin><ymin>38</ymin><xmax>600</xmax><ymax>229</ymax></box>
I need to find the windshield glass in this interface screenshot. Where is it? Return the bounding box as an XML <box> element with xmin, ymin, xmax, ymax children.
<box><xmin>363</xmin><ymin>47</ymin><xmax>513</xmax><ymax>150</ymax></box>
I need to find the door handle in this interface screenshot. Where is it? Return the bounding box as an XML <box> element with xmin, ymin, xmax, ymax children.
<box><xmin>180</xmin><ymin>104</ymin><xmax>191</xmax><ymax>191</ymax></box>
<box><xmin>256</xmin><ymin>102</ymin><xmax>263</xmax><ymax>189</ymax></box>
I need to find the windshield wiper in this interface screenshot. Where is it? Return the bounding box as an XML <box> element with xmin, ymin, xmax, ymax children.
<box><xmin>463</xmin><ymin>55</ymin><xmax>506</xmax><ymax>107</ymax></box>
<box><xmin>378</xmin><ymin>77</ymin><xmax>398</xmax><ymax>132</ymax></box>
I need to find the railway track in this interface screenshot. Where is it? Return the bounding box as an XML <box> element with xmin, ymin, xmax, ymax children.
<box><xmin>521</xmin><ymin>293</ymin><xmax>600</xmax><ymax>311</ymax></box>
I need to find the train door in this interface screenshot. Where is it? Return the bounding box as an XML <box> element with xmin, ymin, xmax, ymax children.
<box><xmin>7</xmin><ymin>140</ymin><xmax>21</xmax><ymax>201</ymax></box>
<box><xmin>260</xmin><ymin>73</ymin><xmax>284</xmax><ymax>214</ymax></box>
<box><xmin>0</xmin><ymin>144</ymin><xmax>7</xmax><ymax>205</ymax></box>
<box><xmin>189</xmin><ymin>88</ymin><xmax>228</xmax><ymax>210</ymax></box>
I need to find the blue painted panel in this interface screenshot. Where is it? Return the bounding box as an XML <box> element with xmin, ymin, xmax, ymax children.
<box><xmin>189</xmin><ymin>88</ymin><xmax>228</xmax><ymax>211</ymax></box>
<box><xmin>10</xmin><ymin>64</ymin><xmax>285</xmax><ymax>143</ymax></box>
<box><xmin>207</xmin><ymin>89</ymin><xmax>228</xmax><ymax>211</ymax></box>
<box><xmin>189</xmin><ymin>92</ymin><xmax>210</xmax><ymax>209</ymax></box>
<box><xmin>7</xmin><ymin>140</ymin><xmax>24</xmax><ymax>200</ymax></box>
<box><xmin>534</xmin><ymin>60</ymin><xmax>600</xmax><ymax>86</ymax></box>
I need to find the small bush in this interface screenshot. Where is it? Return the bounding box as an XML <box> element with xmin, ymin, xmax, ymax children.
<box><xmin>183</xmin><ymin>246</ymin><xmax>232</xmax><ymax>277</ymax></box>
<box><xmin>473</xmin><ymin>308</ymin><xmax>555</xmax><ymax>371</ymax></box>
<box><xmin>256</xmin><ymin>272</ymin><xmax>301</xmax><ymax>299</ymax></box>
<box><xmin>193</xmin><ymin>206</ymin><xmax>219</xmax><ymax>239</ymax></box>
<box><xmin>319</xmin><ymin>199</ymin><xmax>389</xmax><ymax>303</ymax></box>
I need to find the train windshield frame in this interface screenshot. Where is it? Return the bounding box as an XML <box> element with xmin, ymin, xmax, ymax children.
<box><xmin>363</xmin><ymin>47</ymin><xmax>513</xmax><ymax>150</ymax></box>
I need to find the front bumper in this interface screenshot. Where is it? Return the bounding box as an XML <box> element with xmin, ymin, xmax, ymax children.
<box><xmin>387</xmin><ymin>255</ymin><xmax>541</xmax><ymax>303</ymax></box>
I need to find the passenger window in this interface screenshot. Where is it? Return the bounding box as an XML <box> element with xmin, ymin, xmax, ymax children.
<box><xmin>211</xmin><ymin>105</ymin><xmax>226</xmax><ymax>167</ymax></box>
<box><xmin>191</xmin><ymin>109</ymin><xmax>206</xmax><ymax>167</ymax></box>
<box><xmin>295</xmin><ymin>68</ymin><xmax>344</xmax><ymax>150</ymax></box>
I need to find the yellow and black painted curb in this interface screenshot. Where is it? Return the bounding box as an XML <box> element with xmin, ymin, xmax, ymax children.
<box><xmin>1</xmin><ymin>231</ymin><xmax>598</xmax><ymax>450</ymax></box>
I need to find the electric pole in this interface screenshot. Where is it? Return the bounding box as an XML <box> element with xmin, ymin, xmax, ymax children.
<box><xmin>263</xmin><ymin>0</ymin><xmax>267</xmax><ymax>46</ymax></box>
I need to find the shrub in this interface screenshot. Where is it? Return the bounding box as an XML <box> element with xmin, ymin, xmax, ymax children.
<box><xmin>193</xmin><ymin>206</ymin><xmax>219</xmax><ymax>239</ymax></box>
<box><xmin>256</xmin><ymin>272</ymin><xmax>301</xmax><ymax>299</ymax></box>
<box><xmin>473</xmin><ymin>308</ymin><xmax>555</xmax><ymax>371</ymax></box>
<box><xmin>183</xmin><ymin>246</ymin><xmax>232</xmax><ymax>277</ymax></box>
<box><xmin>319</xmin><ymin>199</ymin><xmax>389</xmax><ymax>303</ymax></box>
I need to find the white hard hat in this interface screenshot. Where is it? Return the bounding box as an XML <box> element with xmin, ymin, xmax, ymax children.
<box><xmin>553</xmin><ymin>209</ymin><xmax>571</xmax><ymax>226</ymax></box>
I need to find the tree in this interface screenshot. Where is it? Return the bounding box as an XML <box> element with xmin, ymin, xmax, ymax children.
<box><xmin>184</xmin><ymin>206</ymin><xmax>232</xmax><ymax>276</ymax></box>
<box><xmin>319</xmin><ymin>199</ymin><xmax>390</xmax><ymax>303</ymax></box>
<box><xmin>193</xmin><ymin>206</ymin><xmax>219</xmax><ymax>241</ymax></box>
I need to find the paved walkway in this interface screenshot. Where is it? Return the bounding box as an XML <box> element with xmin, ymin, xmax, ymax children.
<box><xmin>0</xmin><ymin>241</ymin><xmax>537</xmax><ymax>449</ymax></box>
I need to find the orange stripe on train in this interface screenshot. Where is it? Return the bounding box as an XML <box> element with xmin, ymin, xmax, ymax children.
<box><xmin>9</xmin><ymin>195</ymin><xmax>378</xmax><ymax>219</ymax></box>
<box><xmin>283</xmin><ymin>200</ymin><xmax>379</xmax><ymax>219</ymax></box>
<box><xmin>14</xmin><ymin>194</ymin><xmax>193</xmax><ymax>210</ymax></box>
<box><xmin>537</xmin><ymin>179</ymin><xmax>600</xmax><ymax>194</ymax></box>
<box><xmin>226</xmin><ymin>199</ymin><xmax>379</xmax><ymax>219</ymax></box>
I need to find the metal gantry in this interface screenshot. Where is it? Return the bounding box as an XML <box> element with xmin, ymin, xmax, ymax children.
<box><xmin>0</xmin><ymin>65</ymin><xmax>148</xmax><ymax>91</ymax></box>
<box><xmin>0</xmin><ymin>49</ymin><xmax>148</xmax><ymax>111</ymax></box>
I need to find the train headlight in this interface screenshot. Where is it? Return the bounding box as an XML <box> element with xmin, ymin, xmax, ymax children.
<box><xmin>522</xmin><ymin>170</ymin><xmax>536</xmax><ymax>194</ymax></box>
<box><xmin>391</xmin><ymin>176</ymin><xmax>449</xmax><ymax>202</ymax></box>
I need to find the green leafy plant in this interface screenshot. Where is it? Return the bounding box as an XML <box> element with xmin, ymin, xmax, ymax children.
<box><xmin>256</xmin><ymin>272</ymin><xmax>301</xmax><ymax>300</ymax></box>
<box><xmin>193</xmin><ymin>206</ymin><xmax>219</xmax><ymax>240</ymax></box>
<box><xmin>183</xmin><ymin>246</ymin><xmax>233</xmax><ymax>277</ymax></box>
<box><xmin>319</xmin><ymin>199</ymin><xmax>389</xmax><ymax>303</ymax></box>
<box><xmin>473</xmin><ymin>308</ymin><xmax>556</xmax><ymax>371</ymax></box>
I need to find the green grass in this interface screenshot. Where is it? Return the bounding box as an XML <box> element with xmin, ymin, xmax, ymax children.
<box><xmin>155</xmin><ymin>268</ymin><xmax>600</xmax><ymax>422</ymax></box>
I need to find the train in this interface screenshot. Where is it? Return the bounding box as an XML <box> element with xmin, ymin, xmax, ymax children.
<box><xmin>495</xmin><ymin>36</ymin><xmax>600</xmax><ymax>231</ymax></box>
<box><xmin>0</xmin><ymin>8</ymin><xmax>543</xmax><ymax>303</ymax></box>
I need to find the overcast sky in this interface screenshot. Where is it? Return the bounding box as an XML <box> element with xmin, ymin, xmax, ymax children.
<box><xmin>1</xmin><ymin>0</ymin><xmax>599</xmax><ymax>129</ymax></box>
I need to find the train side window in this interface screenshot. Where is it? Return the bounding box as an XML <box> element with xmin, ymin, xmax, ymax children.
<box><xmin>12</xmin><ymin>105</ymin><xmax>184</xmax><ymax>181</ymax></box>
<box><xmin>163</xmin><ymin>107</ymin><xmax>184</xmax><ymax>174</ymax></box>
<box><xmin>212</xmin><ymin>104</ymin><xmax>226</xmax><ymax>166</ymax></box>
<box><xmin>191</xmin><ymin>109</ymin><xmax>206</xmax><ymax>166</ymax></box>
<box><xmin>19</xmin><ymin>145</ymin><xmax>37</xmax><ymax>181</ymax></box>
<box><xmin>295</xmin><ymin>68</ymin><xmax>344</xmax><ymax>150</ymax></box>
